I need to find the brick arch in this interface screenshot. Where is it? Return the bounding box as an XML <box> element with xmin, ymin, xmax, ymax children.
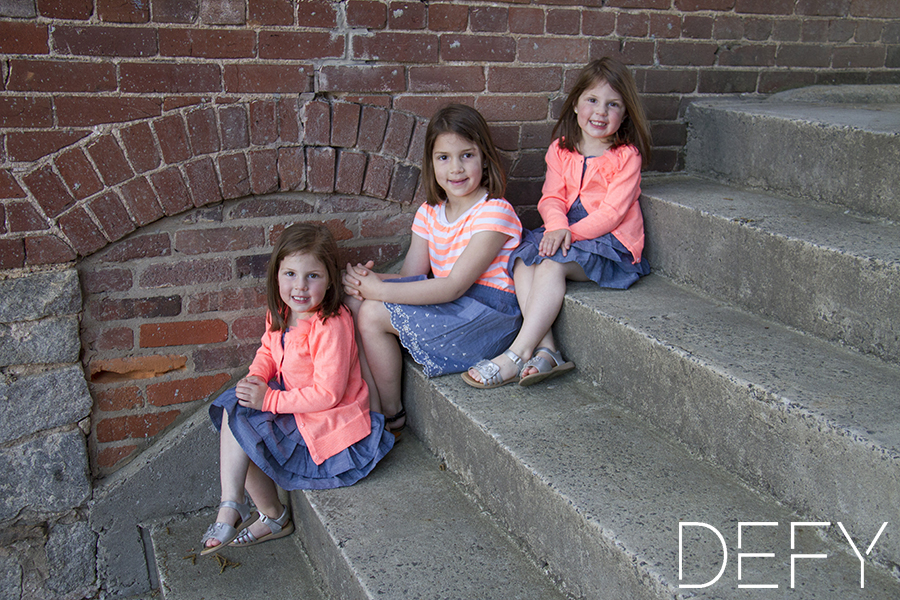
<box><xmin>1</xmin><ymin>98</ymin><xmax>428</xmax><ymax>269</ymax></box>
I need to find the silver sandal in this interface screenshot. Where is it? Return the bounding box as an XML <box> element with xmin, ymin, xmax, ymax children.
<box><xmin>461</xmin><ymin>349</ymin><xmax>524</xmax><ymax>389</ymax></box>
<box><xmin>200</xmin><ymin>497</ymin><xmax>258</xmax><ymax>556</ymax></box>
<box><xmin>519</xmin><ymin>347</ymin><xmax>575</xmax><ymax>387</ymax></box>
<box><xmin>230</xmin><ymin>505</ymin><xmax>295</xmax><ymax>548</ymax></box>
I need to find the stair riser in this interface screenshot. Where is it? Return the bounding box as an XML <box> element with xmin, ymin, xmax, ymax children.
<box><xmin>685</xmin><ymin>103</ymin><xmax>900</xmax><ymax>222</ymax></box>
<box><xmin>404</xmin><ymin>372</ymin><xmax>674</xmax><ymax>600</ymax></box>
<box><xmin>641</xmin><ymin>193</ymin><xmax>900</xmax><ymax>364</ymax></box>
<box><xmin>555</xmin><ymin>298</ymin><xmax>900</xmax><ymax>566</ymax></box>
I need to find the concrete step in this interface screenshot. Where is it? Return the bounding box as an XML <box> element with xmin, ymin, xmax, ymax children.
<box><xmin>684</xmin><ymin>86</ymin><xmax>900</xmax><ymax>222</ymax></box>
<box><xmin>552</xmin><ymin>275</ymin><xmax>900</xmax><ymax>568</ymax></box>
<box><xmin>146</xmin><ymin>507</ymin><xmax>328</xmax><ymax>600</ymax></box>
<box><xmin>404</xmin><ymin>366</ymin><xmax>900</xmax><ymax>599</ymax></box>
<box><xmin>640</xmin><ymin>173</ymin><xmax>900</xmax><ymax>363</ymax></box>
<box><xmin>289</xmin><ymin>434</ymin><xmax>571</xmax><ymax>600</ymax></box>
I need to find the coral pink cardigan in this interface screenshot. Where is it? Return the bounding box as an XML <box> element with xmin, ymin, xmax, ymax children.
<box><xmin>538</xmin><ymin>140</ymin><xmax>645</xmax><ymax>263</ymax></box>
<box><xmin>249</xmin><ymin>307</ymin><xmax>371</xmax><ymax>465</ymax></box>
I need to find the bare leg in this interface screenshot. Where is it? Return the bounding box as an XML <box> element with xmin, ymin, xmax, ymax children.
<box><xmin>356</xmin><ymin>299</ymin><xmax>405</xmax><ymax>429</ymax></box>
<box><xmin>344</xmin><ymin>296</ymin><xmax>382</xmax><ymax>414</ymax></box>
<box><xmin>205</xmin><ymin>411</ymin><xmax>252</xmax><ymax>550</ymax></box>
<box><xmin>240</xmin><ymin>461</ymin><xmax>286</xmax><ymax>539</ymax></box>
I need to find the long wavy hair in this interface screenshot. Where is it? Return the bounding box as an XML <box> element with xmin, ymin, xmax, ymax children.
<box><xmin>552</xmin><ymin>57</ymin><xmax>652</xmax><ymax>166</ymax></box>
<box><xmin>421</xmin><ymin>104</ymin><xmax>506</xmax><ymax>206</ymax></box>
<box><xmin>266</xmin><ymin>223</ymin><xmax>342</xmax><ymax>331</ymax></box>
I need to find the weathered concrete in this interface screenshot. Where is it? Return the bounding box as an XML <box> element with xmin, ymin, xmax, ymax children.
<box><xmin>641</xmin><ymin>174</ymin><xmax>900</xmax><ymax>363</ymax></box>
<box><xmin>685</xmin><ymin>86</ymin><xmax>900</xmax><ymax>221</ymax></box>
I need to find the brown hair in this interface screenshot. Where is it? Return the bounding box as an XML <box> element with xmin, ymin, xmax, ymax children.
<box><xmin>552</xmin><ymin>57</ymin><xmax>652</xmax><ymax>166</ymax></box>
<box><xmin>265</xmin><ymin>223</ymin><xmax>342</xmax><ymax>331</ymax></box>
<box><xmin>421</xmin><ymin>104</ymin><xmax>506</xmax><ymax>206</ymax></box>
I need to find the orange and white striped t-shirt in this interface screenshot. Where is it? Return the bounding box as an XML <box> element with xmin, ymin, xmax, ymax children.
<box><xmin>411</xmin><ymin>195</ymin><xmax>522</xmax><ymax>293</ymax></box>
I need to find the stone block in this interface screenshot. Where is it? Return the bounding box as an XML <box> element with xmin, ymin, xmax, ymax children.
<box><xmin>0</xmin><ymin>365</ymin><xmax>92</xmax><ymax>444</ymax></box>
<box><xmin>46</xmin><ymin>520</ymin><xmax>97</xmax><ymax>600</ymax></box>
<box><xmin>0</xmin><ymin>316</ymin><xmax>80</xmax><ymax>367</ymax></box>
<box><xmin>0</xmin><ymin>269</ymin><xmax>80</xmax><ymax>322</ymax></box>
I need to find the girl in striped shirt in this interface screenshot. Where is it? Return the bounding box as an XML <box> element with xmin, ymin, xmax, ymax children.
<box><xmin>343</xmin><ymin>105</ymin><xmax>522</xmax><ymax>436</ymax></box>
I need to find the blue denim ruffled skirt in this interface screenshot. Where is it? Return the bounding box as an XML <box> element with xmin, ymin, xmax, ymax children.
<box><xmin>210</xmin><ymin>382</ymin><xmax>394</xmax><ymax>490</ymax></box>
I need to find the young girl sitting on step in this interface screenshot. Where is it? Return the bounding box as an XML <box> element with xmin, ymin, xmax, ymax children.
<box><xmin>201</xmin><ymin>223</ymin><xmax>394</xmax><ymax>556</ymax></box>
<box><xmin>464</xmin><ymin>57</ymin><xmax>652</xmax><ymax>388</ymax></box>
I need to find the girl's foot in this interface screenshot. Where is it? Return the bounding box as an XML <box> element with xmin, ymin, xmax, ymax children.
<box><xmin>231</xmin><ymin>505</ymin><xmax>294</xmax><ymax>548</ymax></box>
<box><xmin>200</xmin><ymin>498</ymin><xmax>258</xmax><ymax>556</ymax></box>
<box><xmin>519</xmin><ymin>347</ymin><xmax>575</xmax><ymax>386</ymax></box>
<box><xmin>385</xmin><ymin>409</ymin><xmax>406</xmax><ymax>439</ymax></box>
<box><xmin>462</xmin><ymin>349</ymin><xmax>523</xmax><ymax>389</ymax></box>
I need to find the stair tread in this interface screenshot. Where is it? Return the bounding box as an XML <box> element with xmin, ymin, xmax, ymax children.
<box><xmin>147</xmin><ymin>508</ymin><xmax>326</xmax><ymax>600</ymax></box>
<box><xmin>295</xmin><ymin>435</ymin><xmax>570</xmax><ymax>600</ymax></box>
<box><xmin>411</xmin><ymin>368</ymin><xmax>900</xmax><ymax>598</ymax></box>
<box><xmin>643</xmin><ymin>174</ymin><xmax>900</xmax><ymax>263</ymax></box>
<box><xmin>567</xmin><ymin>276</ymin><xmax>900</xmax><ymax>454</ymax></box>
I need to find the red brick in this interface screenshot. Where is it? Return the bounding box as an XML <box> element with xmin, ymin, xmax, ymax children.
<box><xmin>175</xmin><ymin>225</ymin><xmax>264</xmax><ymax>255</ymax></box>
<box><xmin>59</xmin><ymin>205</ymin><xmax>107</xmax><ymax>255</ymax></box>
<box><xmin>93</xmin><ymin>326</ymin><xmax>135</xmax><ymax>350</ymax></box>
<box><xmin>389</xmin><ymin>1</ymin><xmax>426</xmax><ymax>29</ymax></box>
<box><xmin>233</xmin><ymin>314</ymin><xmax>267</xmax><ymax>339</ymax></box>
<box><xmin>319</xmin><ymin>65</ymin><xmax>406</xmax><ymax>92</ymax></box>
<box><xmin>90</xmin><ymin>354</ymin><xmax>187</xmax><ymax>381</ymax></box>
<box><xmin>683</xmin><ymin>15</ymin><xmax>715</xmax><ymax>39</ymax></box>
<box><xmin>23</xmin><ymin>235</ymin><xmax>74</xmax><ymax>266</ymax></box>
<box><xmin>219</xmin><ymin>105</ymin><xmax>250</xmax><ymax>150</ymax></box>
<box><xmin>583</xmin><ymin>10</ymin><xmax>616</xmax><ymax>36</ymax></box>
<box><xmin>249</xmin><ymin>149</ymin><xmax>279</xmax><ymax>195</ymax></box>
<box><xmin>852</xmin><ymin>0</ymin><xmax>900</xmax><ymax>18</ymax></box>
<box><xmin>407</xmin><ymin>120</ymin><xmax>427</xmax><ymax>162</ymax></box>
<box><xmin>0</xmin><ymin>22</ymin><xmax>49</xmax><ymax>54</ymax></box>
<box><xmin>23</xmin><ymin>165</ymin><xmax>76</xmax><ymax>218</ymax></box>
<box><xmin>120</xmin><ymin>62</ymin><xmax>221</xmax><ymax>93</ymax></box>
<box><xmin>519</xmin><ymin>36</ymin><xmax>589</xmax><ymax>63</ymax></box>
<box><xmin>643</xmin><ymin>69</ymin><xmax>699</xmax><ymax>93</ymax></box>
<box><xmin>340</xmin><ymin>242</ymin><xmax>403</xmax><ymax>268</ymax></box>
<box><xmin>98</xmin><ymin>0</ymin><xmax>148</xmax><ymax>22</ymax></box>
<box><xmin>6</xmin><ymin>59</ymin><xmax>115</xmax><ymax>92</ymax></box>
<box><xmin>362</xmin><ymin>154</ymin><xmax>393</xmax><ymax>198</ymax></box>
<box><xmin>141</xmin><ymin>318</ymin><xmax>229</xmax><ymax>348</ymax></box>
<box><xmin>676</xmin><ymin>0</ymin><xmax>738</xmax><ymax>9</ymax></box>
<box><xmin>718</xmin><ymin>43</ymin><xmax>776</xmax><ymax>66</ymax></box>
<box><xmin>52</xmin><ymin>25</ymin><xmax>156</xmax><ymax>57</ymax></box>
<box><xmin>475</xmin><ymin>96</ymin><xmax>548</xmax><ymax>122</ymax></box>
<box><xmin>81</xmin><ymin>268</ymin><xmax>133</xmax><ymax>294</ymax></box>
<box><xmin>332</xmin><ymin>103</ymin><xmax>362</xmax><ymax>148</ymax></box>
<box><xmin>119</xmin><ymin>177</ymin><xmax>165</xmax><ymax>226</ymax></box>
<box><xmin>277</xmin><ymin>147</ymin><xmax>305</xmax><ymax>190</ymax></box>
<box><xmin>93</xmin><ymin>296</ymin><xmax>181</xmax><ymax>321</ymax></box>
<box><xmin>86</xmin><ymin>135</ymin><xmax>134</xmax><ymax>186</ymax></box>
<box><xmin>89</xmin><ymin>191</ymin><xmax>136</xmax><ymax>242</ymax></box>
<box><xmin>348</xmin><ymin>0</ymin><xmax>387</xmax><ymax>28</ymax></box>
<box><xmin>0</xmin><ymin>236</ymin><xmax>25</xmax><ymax>269</ymax></box>
<box><xmin>96</xmin><ymin>386</ymin><xmax>143</xmax><ymax>412</ymax></box>
<box><xmin>0</xmin><ymin>170</ymin><xmax>26</xmax><ymax>199</ymax></box>
<box><xmin>441</xmin><ymin>34</ymin><xmax>516</xmax><ymax>62</ymax></box>
<box><xmin>151</xmin><ymin>0</ymin><xmax>199</xmax><ymax>23</ymax></box>
<box><xmin>217</xmin><ymin>153</ymin><xmax>251</xmax><ymax>199</ymax></box>
<box><xmin>383</xmin><ymin>112</ymin><xmax>416</xmax><ymax>159</ymax></box>
<box><xmin>393</xmin><ymin>95</ymin><xmax>474</xmax><ymax>120</ymax></box>
<box><xmin>743</xmin><ymin>17</ymin><xmax>775</xmax><ymax>40</ymax></box>
<box><xmin>651</xmin><ymin>13</ymin><xmax>682</xmax><ymax>38</ymax></box>
<box><xmin>429</xmin><ymin>3</ymin><xmax>469</xmax><ymax>31</ymax></box>
<box><xmin>189</xmin><ymin>286</ymin><xmax>266</xmax><ymax>313</ymax></box>
<box><xmin>56</xmin><ymin>96</ymin><xmax>163</xmax><ymax>127</ymax></box>
<box><xmin>471</xmin><ymin>6</ymin><xmax>508</xmax><ymax>32</ymax></box>
<box><xmin>153</xmin><ymin>114</ymin><xmax>192</xmax><ymax>164</ymax></box>
<box><xmin>548</xmin><ymin>9</ymin><xmax>581</xmax><ymax>35</ymax></box>
<box><xmin>352</xmin><ymin>32</ymin><xmax>439</xmax><ymax>63</ymax></box>
<box><xmin>39</xmin><ymin>0</ymin><xmax>93</xmax><ymax>20</ymax></box>
<box><xmin>278</xmin><ymin>97</ymin><xmax>302</xmax><ymax>143</ymax></box>
<box><xmin>827</xmin><ymin>19</ymin><xmax>857</xmax><ymax>43</ymax></box>
<box><xmin>184</xmin><ymin>157</ymin><xmax>223</xmax><ymax>207</ymax></box>
<box><xmin>96</xmin><ymin>410</ymin><xmax>180</xmax><ymax>442</ymax></box>
<box><xmin>607</xmin><ymin>0</ymin><xmax>669</xmax><ymax>7</ymax></box>
<box><xmin>201</xmin><ymin>0</ymin><xmax>245</xmax><ymax>24</ymax></box>
<box><xmin>259</xmin><ymin>31</ymin><xmax>344</xmax><ymax>59</ymax></box>
<box><xmin>357</xmin><ymin>106</ymin><xmax>389</xmax><ymax>152</ymax></box>
<box><xmin>150</xmin><ymin>167</ymin><xmax>193</xmax><ymax>214</ymax></box>
<box><xmin>97</xmin><ymin>232</ymin><xmax>171</xmax><ymax>263</ymax></box>
<box><xmin>193</xmin><ymin>341</ymin><xmax>259</xmax><ymax>371</ymax></box>
<box><xmin>409</xmin><ymin>66</ymin><xmax>485</xmax><ymax>92</ymax></box>
<box><xmin>335</xmin><ymin>151</ymin><xmax>367</xmax><ymax>195</ymax></box>
<box><xmin>140</xmin><ymin>258</ymin><xmax>232</xmax><ymax>288</ymax></box>
<box><xmin>735</xmin><ymin>0</ymin><xmax>795</xmax><ymax>14</ymax></box>
<box><xmin>360</xmin><ymin>211</ymin><xmax>415</xmax><ymax>238</ymax></box>
<box><xmin>7</xmin><ymin>130</ymin><xmax>90</xmax><ymax>163</ymax></box>
<box><xmin>250</xmin><ymin>101</ymin><xmax>278</xmax><ymax>145</ymax></box>
<box><xmin>303</xmin><ymin>100</ymin><xmax>331</xmax><ymax>145</ymax></box>
<box><xmin>249</xmin><ymin>0</ymin><xmax>293</xmax><ymax>25</ymax></box>
<box><xmin>159</xmin><ymin>28</ymin><xmax>255</xmax><ymax>58</ymax></box>
<box><xmin>306</xmin><ymin>147</ymin><xmax>336</xmax><ymax>193</ymax></box>
<box><xmin>776</xmin><ymin>43</ymin><xmax>832</xmax><ymax>67</ymax></box>
<box><xmin>7</xmin><ymin>201</ymin><xmax>48</xmax><ymax>233</ymax></box>
<box><xmin>659</xmin><ymin>41</ymin><xmax>719</xmax><ymax>66</ymax></box>
<box><xmin>121</xmin><ymin>122</ymin><xmax>162</xmax><ymax>174</ymax></box>
<box><xmin>186</xmin><ymin>107</ymin><xmax>221</xmax><ymax>155</ymax></box>
<box><xmin>699</xmin><ymin>69</ymin><xmax>760</xmax><ymax>93</ymax></box>
<box><xmin>387</xmin><ymin>164</ymin><xmax>419</xmax><ymax>204</ymax></box>
<box><xmin>488</xmin><ymin>66</ymin><xmax>562</xmax><ymax>93</ymax></box>
<box><xmin>224</xmin><ymin>64</ymin><xmax>313</xmax><ymax>93</ymax></box>
<box><xmin>52</xmin><ymin>148</ymin><xmax>101</xmax><ymax>201</ymax></box>
<box><xmin>833</xmin><ymin>44</ymin><xmax>886</xmax><ymax>67</ymax></box>
<box><xmin>147</xmin><ymin>372</ymin><xmax>231</xmax><ymax>407</ymax></box>
<box><xmin>616</xmin><ymin>11</ymin><xmax>650</xmax><ymax>37</ymax></box>
<box><xmin>297</xmin><ymin>0</ymin><xmax>338</xmax><ymax>27</ymax></box>
<box><xmin>96</xmin><ymin>445</ymin><xmax>139</xmax><ymax>470</ymax></box>
<box><xmin>0</xmin><ymin>96</ymin><xmax>53</xmax><ymax>128</ymax></box>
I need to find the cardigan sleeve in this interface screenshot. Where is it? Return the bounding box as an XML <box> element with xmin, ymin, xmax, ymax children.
<box><xmin>537</xmin><ymin>141</ymin><xmax>576</xmax><ymax>233</ymax></box>
<box><xmin>260</xmin><ymin>313</ymin><xmax>355</xmax><ymax>415</ymax></box>
<box><xmin>567</xmin><ymin>146</ymin><xmax>642</xmax><ymax>242</ymax></box>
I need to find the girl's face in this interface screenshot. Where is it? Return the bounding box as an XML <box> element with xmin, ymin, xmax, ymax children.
<box><xmin>277</xmin><ymin>251</ymin><xmax>329</xmax><ymax>325</ymax></box>
<box><xmin>574</xmin><ymin>78</ymin><xmax>627</xmax><ymax>154</ymax></box>
<box><xmin>431</xmin><ymin>132</ymin><xmax>485</xmax><ymax>205</ymax></box>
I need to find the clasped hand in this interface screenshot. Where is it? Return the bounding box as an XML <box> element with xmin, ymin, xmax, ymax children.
<box><xmin>342</xmin><ymin>260</ymin><xmax>379</xmax><ymax>301</ymax></box>
<box><xmin>235</xmin><ymin>375</ymin><xmax>266</xmax><ymax>410</ymax></box>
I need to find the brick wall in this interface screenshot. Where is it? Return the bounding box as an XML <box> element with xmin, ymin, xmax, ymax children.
<box><xmin>1</xmin><ymin>0</ymin><xmax>898</xmax><ymax>475</ymax></box>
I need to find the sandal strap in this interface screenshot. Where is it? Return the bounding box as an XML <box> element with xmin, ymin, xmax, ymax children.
<box><xmin>502</xmin><ymin>349</ymin><xmax>524</xmax><ymax>375</ymax></box>
<box><xmin>201</xmin><ymin>521</ymin><xmax>236</xmax><ymax>546</ymax></box>
<box><xmin>533</xmin><ymin>347</ymin><xmax>563</xmax><ymax>368</ymax></box>
<box><xmin>219</xmin><ymin>498</ymin><xmax>253</xmax><ymax>524</ymax></box>
<box><xmin>258</xmin><ymin>506</ymin><xmax>290</xmax><ymax>536</ymax></box>
<box><xmin>385</xmin><ymin>409</ymin><xmax>406</xmax><ymax>425</ymax></box>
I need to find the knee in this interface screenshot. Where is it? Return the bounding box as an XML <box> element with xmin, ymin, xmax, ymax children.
<box><xmin>357</xmin><ymin>300</ymin><xmax>387</xmax><ymax>334</ymax></box>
